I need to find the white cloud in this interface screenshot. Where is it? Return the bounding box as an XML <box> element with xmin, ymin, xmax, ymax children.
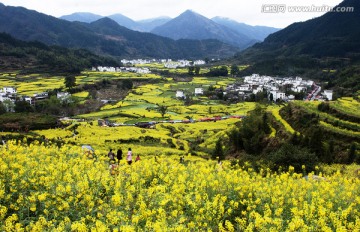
<box><xmin>0</xmin><ymin>0</ymin><xmax>345</xmax><ymax>28</ymax></box>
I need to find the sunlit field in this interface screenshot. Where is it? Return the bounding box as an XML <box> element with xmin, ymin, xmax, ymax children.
<box><xmin>0</xmin><ymin>142</ymin><xmax>359</xmax><ymax>231</ymax></box>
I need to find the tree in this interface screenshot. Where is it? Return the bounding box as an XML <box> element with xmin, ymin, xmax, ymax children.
<box><xmin>268</xmin><ymin>144</ymin><xmax>318</xmax><ymax>173</ymax></box>
<box><xmin>194</xmin><ymin>66</ymin><xmax>200</xmax><ymax>75</ymax></box>
<box><xmin>157</xmin><ymin>105</ymin><xmax>168</xmax><ymax>118</ymax></box>
<box><xmin>207</xmin><ymin>66</ymin><xmax>228</xmax><ymax>77</ymax></box>
<box><xmin>188</xmin><ymin>66</ymin><xmax>195</xmax><ymax>75</ymax></box>
<box><xmin>238</xmin><ymin>105</ymin><xmax>271</xmax><ymax>155</ymax></box>
<box><xmin>230</xmin><ymin>64</ymin><xmax>240</xmax><ymax>77</ymax></box>
<box><xmin>348</xmin><ymin>143</ymin><xmax>357</xmax><ymax>164</ymax></box>
<box><xmin>65</xmin><ymin>75</ymin><xmax>76</xmax><ymax>89</ymax></box>
<box><xmin>269</xmin><ymin>93</ymin><xmax>274</xmax><ymax>102</ymax></box>
<box><xmin>0</xmin><ymin>102</ymin><xmax>6</xmax><ymax>115</ymax></box>
<box><xmin>122</xmin><ymin>79</ymin><xmax>133</xmax><ymax>90</ymax></box>
<box><xmin>2</xmin><ymin>100</ymin><xmax>15</xmax><ymax>112</ymax></box>
<box><xmin>15</xmin><ymin>100</ymin><xmax>34</xmax><ymax>113</ymax></box>
<box><xmin>213</xmin><ymin>138</ymin><xmax>224</xmax><ymax>161</ymax></box>
<box><xmin>184</xmin><ymin>94</ymin><xmax>193</xmax><ymax>106</ymax></box>
<box><xmin>307</xmin><ymin>126</ymin><xmax>324</xmax><ymax>159</ymax></box>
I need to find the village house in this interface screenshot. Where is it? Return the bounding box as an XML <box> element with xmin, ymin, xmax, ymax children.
<box><xmin>176</xmin><ymin>90</ymin><xmax>185</xmax><ymax>98</ymax></box>
<box><xmin>194</xmin><ymin>88</ymin><xmax>204</xmax><ymax>95</ymax></box>
<box><xmin>57</xmin><ymin>92</ymin><xmax>71</xmax><ymax>101</ymax></box>
<box><xmin>270</xmin><ymin>90</ymin><xmax>286</xmax><ymax>101</ymax></box>
<box><xmin>0</xmin><ymin>87</ymin><xmax>17</xmax><ymax>103</ymax></box>
<box><xmin>24</xmin><ymin>96</ymin><xmax>33</xmax><ymax>104</ymax></box>
<box><xmin>323</xmin><ymin>90</ymin><xmax>333</xmax><ymax>101</ymax></box>
<box><xmin>3</xmin><ymin>87</ymin><xmax>17</xmax><ymax>94</ymax></box>
<box><xmin>34</xmin><ymin>92</ymin><xmax>48</xmax><ymax>100</ymax></box>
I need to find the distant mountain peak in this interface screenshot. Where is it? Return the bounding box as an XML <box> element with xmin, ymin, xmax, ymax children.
<box><xmin>60</xmin><ymin>12</ymin><xmax>103</xmax><ymax>23</ymax></box>
<box><xmin>151</xmin><ymin>10</ymin><xmax>258</xmax><ymax>49</ymax></box>
<box><xmin>91</xmin><ymin>17</ymin><xmax>120</xmax><ymax>27</ymax></box>
<box><xmin>179</xmin><ymin>9</ymin><xmax>206</xmax><ymax>19</ymax></box>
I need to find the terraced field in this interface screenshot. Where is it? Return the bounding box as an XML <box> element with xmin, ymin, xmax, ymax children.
<box><xmin>292</xmin><ymin>99</ymin><xmax>360</xmax><ymax>140</ymax></box>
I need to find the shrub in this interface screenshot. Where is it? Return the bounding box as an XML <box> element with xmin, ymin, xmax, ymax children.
<box><xmin>268</xmin><ymin>143</ymin><xmax>319</xmax><ymax>173</ymax></box>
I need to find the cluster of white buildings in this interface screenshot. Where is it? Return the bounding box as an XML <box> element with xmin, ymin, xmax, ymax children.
<box><xmin>93</xmin><ymin>58</ymin><xmax>206</xmax><ymax>73</ymax></box>
<box><xmin>242</xmin><ymin>74</ymin><xmax>314</xmax><ymax>101</ymax></box>
<box><xmin>92</xmin><ymin>66</ymin><xmax>151</xmax><ymax>74</ymax></box>
<box><xmin>0</xmin><ymin>86</ymin><xmax>74</xmax><ymax>111</ymax></box>
<box><xmin>120</xmin><ymin>58</ymin><xmax>206</xmax><ymax>69</ymax></box>
<box><xmin>225</xmin><ymin>74</ymin><xmax>333</xmax><ymax>101</ymax></box>
<box><xmin>164</xmin><ymin>60</ymin><xmax>206</xmax><ymax>69</ymax></box>
<box><xmin>120</xmin><ymin>59</ymin><xmax>153</xmax><ymax>65</ymax></box>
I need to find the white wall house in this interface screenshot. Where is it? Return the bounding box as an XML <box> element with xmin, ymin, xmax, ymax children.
<box><xmin>323</xmin><ymin>90</ymin><xmax>333</xmax><ymax>101</ymax></box>
<box><xmin>291</xmin><ymin>86</ymin><xmax>307</xmax><ymax>93</ymax></box>
<box><xmin>237</xmin><ymin>85</ymin><xmax>251</xmax><ymax>92</ymax></box>
<box><xmin>252</xmin><ymin>86</ymin><xmax>264</xmax><ymax>94</ymax></box>
<box><xmin>176</xmin><ymin>90</ymin><xmax>185</xmax><ymax>98</ymax></box>
<box><xmin>3</xmin><ymin>87</ymin><xmax>17</xmax><ymax>94</ymax></box>
<box><xmin>0</xmin><ymin>94</ymin><xmax>10</xmax><ymax>102</ymax></box>
<box><xmin>34</xmin><ymin>92</ymin><xmax>48</xmax><ymax>100</ymax></box>
<box><xmin>194</xmin><ymin>88</ymin><xmax>204</xmax><ymax>95</ymax></box>
<box><xmin>270</xmin><ymin>91</ymin><xmax>286</xmax><ymax>101</ymax></box>
<box><xmin>57</xmin><ymin>92</ymin><xmax>70</xmax><ymax>100</ymax></box>
<box><xmin>24</xmin><ymin>96</ymin><xmax>32</xmax><ymax>104</ymax></box>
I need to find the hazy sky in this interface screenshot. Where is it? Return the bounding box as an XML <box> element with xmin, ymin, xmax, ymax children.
<box><xmin>1</xmin><ymin>0</ymin><xmax>344</xmax><ymax>28</ymax></box>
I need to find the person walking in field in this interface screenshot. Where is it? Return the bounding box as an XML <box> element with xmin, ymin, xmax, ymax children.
<box><xmin>135</xmin><ymin>154</ymin><xmax>141</xmax><ymax>162</ymax></box>
<box><xmin>108</xmin><ymin>149</ymin><xmax>115</xmax><ymax>163</ymax></box>
<box><xmin>117</xmin><ymin>148</ymin><xmax>122</xmax><ymax>164</ymax></box>
<box><xmin>127</xmin><ymin>148</ymin><xmax>133</xmax><ymax>165</ymax></box>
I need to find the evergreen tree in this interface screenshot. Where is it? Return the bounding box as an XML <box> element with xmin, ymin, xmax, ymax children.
<box><xmin>348</xmin><ymin>143</ymin><xmax>357</xmax><ymax>164</ymax></box>
<box><xmin>230</xmin><ymin>64</ymin><xmax>239</xmax><ymax>77</ymax></box>
<box><xmin>213</xmin><ymin>138</ymin><xmax>224</xmax><ymax>161</ymax></box>
<box><xmin>64</xmin><ymin>75</ymin><xmax>76</xmax><ymax>89</ymax></box>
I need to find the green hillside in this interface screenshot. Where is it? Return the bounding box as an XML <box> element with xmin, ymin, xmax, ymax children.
<box><xmin>0</xmin><ymin>33</ymin><xmax>117</xmax><ymax>73</ymax></box>
<box><xmin>233</xmin><ymin>0</ymin><xmax>360</xmax><ymax>96</ymax></box>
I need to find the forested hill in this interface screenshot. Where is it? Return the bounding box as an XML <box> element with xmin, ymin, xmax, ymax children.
<box><xmin>0</xmin><ymin>33</ymin><xmax>118</xmax><ymax>73</ymax></box>
<box><xmin>236</xmin><ymin>0</ymin><xmax>360</xmax><ymax>62</ymax></box>
<box><xmin>233</xmin><ymin>0</ymin><xmax>360</xmax><ymax>96</ymax></box>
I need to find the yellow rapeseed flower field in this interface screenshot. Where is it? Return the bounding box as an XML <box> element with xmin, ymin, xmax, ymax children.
<box><xmin>1</xmin><ymin>141</ymin><xmax>359</xmax><ymax>231</ymax></box>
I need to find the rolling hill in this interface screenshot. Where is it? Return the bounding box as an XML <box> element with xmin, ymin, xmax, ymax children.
<box><xmin>236</xmin><ymin>0</ymin><xmax>360</xmax><ymax>62</ymax></box>
<box><xmin>0</xmin><ymin>32</ymin><xmax>117</xmax><ymax>73</ymax></box>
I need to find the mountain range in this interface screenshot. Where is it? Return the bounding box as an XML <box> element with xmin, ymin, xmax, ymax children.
<box><xmin>60</xmin><ymin>10</ymin><xmax>279</xmax><ymax>48</ymax></box>
<box><xmin>0</xmin><ymin>3</ymin><xmax>238</xmax><ymax>59</ymax></box>
<box><xmin>61</xmin><ymin>12</ymin><xmax>172</xmax><ymax>32</ymax></box>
